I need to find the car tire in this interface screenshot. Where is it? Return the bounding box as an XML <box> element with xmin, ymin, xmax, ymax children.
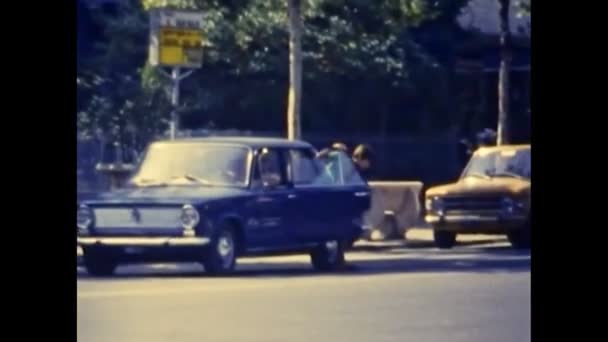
<box><xmin>508</xmin><ymin>222</ymin><xmax>531</xmax><ymax>249</ymax></box>
<box><xmin>433</xmin><ymin>229</ymin><xmax>457</xmax><ymax>249</ymax></box>
<box><xmin>345</xmin><ymin>237</ymin><xmax>358</xmax><ymax>250</ymax></box>
<box><xmin>310</xmin><ymin>240</ymin><xmax>345</xmax><ymax>271</ymax></box>
<box><xmin>82</xmin><ymin>248</ymin><xmax>117</xmax><ymax>276</ymax></box>
<box><xmin>202</xmin><ymin>225</ymin><xmax>237</xmax><ymax>276</ymax></box>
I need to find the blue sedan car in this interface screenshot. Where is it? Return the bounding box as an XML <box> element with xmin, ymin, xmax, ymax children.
<box><xmin>77</xmin><ymin>137</ymin><xmax>371</xmax><ymax>276</ymax></box>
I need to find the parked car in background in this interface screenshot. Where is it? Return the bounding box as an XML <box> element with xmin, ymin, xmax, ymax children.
<box><xmin>77</xmin><ymin>137</ymin><xmax>371</xmax><ymax>276</ymax></box>
<box><xmin>424</xmin><ymin>145</ymin><xmax>531</xmax><ymax>249</ymax></box>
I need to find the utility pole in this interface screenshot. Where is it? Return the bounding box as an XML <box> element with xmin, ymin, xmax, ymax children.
<box><xmin>159</xmin><ymin>67</ymin><xmax>194</xmax><ymax>140</ymax></box>
<box><xmin>170</xmin><ymin>67</ymin><xmax>180</xmax><ymax>139</ymax></box>
<box><xmin>497</xmin><ymin>0</ymin><xmax>512</xmax><ymax>145</ymax></box>
<box><xmin>287</xmin><ymin>0</ymin><xmax>303</xmax><ymax>140</ymax></box>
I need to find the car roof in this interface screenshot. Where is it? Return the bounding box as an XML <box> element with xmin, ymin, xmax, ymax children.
<box><xmin>476</xmin><ymin>144</ymin><xmax>530</xmax><ymax>153</ymax></box>
<box><xmin>152</xmin><ymin>136</ymin><xmax>313</xmax><ymax>149</ymax></box>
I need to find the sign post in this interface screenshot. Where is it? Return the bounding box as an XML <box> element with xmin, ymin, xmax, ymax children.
<box><xmin>149</xmin><ymin>9</ymin><xmax>204</xmax><ymax>139</ymax></box>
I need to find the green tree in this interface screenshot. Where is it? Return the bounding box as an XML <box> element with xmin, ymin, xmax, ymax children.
<box><xmin>78</xmin><ymin>0</ymin><xmax>165</xmax><ymax>148</ymax></box>
<box><xmin>79</xmin><ymin>0</ymin><xmax>475</xmax><ymax>142</ymax></box>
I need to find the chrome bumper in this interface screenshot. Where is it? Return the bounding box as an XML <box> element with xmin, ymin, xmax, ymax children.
<box><xmin>425</xmin><ymin>214</ymin><xmax>526</xmax><ymax>224</ymax></box>
<box><xmin>77</xmin><ymin>236</ymin><xmax>211</xmax><ymax>247</ymax></box>
<box><xmin>361</xmin><ymin>224</ymin><xmax>374</xmax><ymax>231</ymax></box>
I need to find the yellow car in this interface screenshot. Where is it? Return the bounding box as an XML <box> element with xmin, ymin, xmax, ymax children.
<box><xmin>425</xmin><ymin>145</ymin><xmax>530</xmax><ymax>249</ymax></box>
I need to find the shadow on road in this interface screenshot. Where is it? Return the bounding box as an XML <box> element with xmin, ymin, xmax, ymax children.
<box><xmin>232</xmin><ymin>253</ymin><xmax>530</xmax><ymax>279</ymax></box>
<box><xmin>353</xmin><ymin>236</ymin><xmax>508</xmax><ymax>252</ymax></box>
<box><xmin>77</xmin><ymin>243</ymin><xmax>530</xmax><ymax>280</ymax></box>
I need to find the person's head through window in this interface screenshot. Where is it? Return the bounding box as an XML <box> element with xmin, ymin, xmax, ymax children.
<box><xmin>331</xmin><ymin>142</ymin><xmax>348</xmax><ymax>154</ymax></box>
<box><xmin>353</xmin><ymin>144</ymin><xmax>373</xmax><ymax>171</ymax></box>
<box><xmin>257</xmin><ymin>149</ymin><xmax>281</xmax><ymax>186</ymax></box>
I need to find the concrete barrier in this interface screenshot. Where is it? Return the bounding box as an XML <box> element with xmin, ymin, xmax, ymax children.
<box><xmin>363</xmin><ymin>181</ymin><xmax>424</xmax><ymax>240</ymax></box>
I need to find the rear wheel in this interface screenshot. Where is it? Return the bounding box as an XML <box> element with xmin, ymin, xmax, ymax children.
<box><xmin>202</xmin><ymin>225</ymin><xmax>237</xmax><ymax>275</ymax></box>
<box><xmin>311</xmin><ymin>240</ymin><xmax>345</xmax><ymax>271</ymax></box>
<box><xmin>82</xmin><ymin>248</ymin><xmax>117</xmax><ymax>276</ymax></box>
<box><xmin>345</xmin><ymin>235</ymin><xmax>359</xmax><ymax>250</ymax></box>
<box><xmin>433</xmin><ymin>229</ymin><xmax>457</xmax><ymax>249</ymax></box>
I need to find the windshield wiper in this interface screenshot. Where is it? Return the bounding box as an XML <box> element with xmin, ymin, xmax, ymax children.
<box><xmin>492</xmin><ymin>171</ymin><xmax>526</xmax><ymax>180</ymax></box>
<box><xmin>129</xmin><ymin>178</ymin><xmax>168</xmax><ymax>187</ymax></box>
<box><xmin>169</xmin><ymin>174</ymin><xmax>212</xmax><ymax>185</ymax></box>
<box><xmin>466</xmin><ymin>172</ymin><xmax>491</xmax><ymax>179</ymax></box>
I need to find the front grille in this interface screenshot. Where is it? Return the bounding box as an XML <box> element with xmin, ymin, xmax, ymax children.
<box><xmin>443</xmin><ymin>196</ymin><xmax>503</xmax><ymax>212</ymax></box>
<box><xmin>93</xmin><ymin>207</ymin><xmax>182</xmax><ymax>229</ymax></box>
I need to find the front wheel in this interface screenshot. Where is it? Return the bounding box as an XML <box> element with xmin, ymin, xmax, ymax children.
<box><xmin>202</xmin><ymin>226</ymin><xmax>237</xmax><ymax>275</ymax></box>
<box><xmin>311</xmin><ymin>240</ymin><xmax>345</xmax><ymax>271</ymax></box>
<box><xmin>433</xmin><ymin>229</ymin><xmax>457</xmax><ymax>249</ymax></box>
<box><xmin>82</xmin><ymin>248</ymin><xmax>117</xmax><ymax>276</ymax></box>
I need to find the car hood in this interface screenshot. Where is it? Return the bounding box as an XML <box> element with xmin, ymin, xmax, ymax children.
<box><xmin>80</xmin><ymin>186</ymin><xmax>251</xmax><ymax>206</ymax></box>
<box><xmin>426</xmin><ymin>177</ymin><xmax>530</xmax><ymax>197</ymax></box>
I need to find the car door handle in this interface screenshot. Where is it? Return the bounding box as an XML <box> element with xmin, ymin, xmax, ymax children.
<box><xmin>287</xmin><ymin>194</ymin><xmax>297</xmax><ymax>199</ymax></box>
<box><xmin>257</xmin><ymin>196</ymin><xmax>274</xmax><ymax>203</ymax></box>
<box><xmin>354</xmin><ymin>191</ymin><xmax>370</xmax><ymax>197</ymax></box>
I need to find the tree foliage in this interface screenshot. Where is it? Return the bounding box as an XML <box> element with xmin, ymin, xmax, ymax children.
<box><xmin>78</xmin><ymin>0</ymin><xmax>474</xmax><ymax>147</ymax></box>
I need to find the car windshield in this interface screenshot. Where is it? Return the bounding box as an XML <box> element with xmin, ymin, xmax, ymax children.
<box><xmin>129</xmin><ymin>143</ymin><xmax>250</xmax><ymax>187</ymax></box>
<box><xmin>462</xmin><ymin>148</ymin><xmax>531</xmax><ymax>180</ymax></box>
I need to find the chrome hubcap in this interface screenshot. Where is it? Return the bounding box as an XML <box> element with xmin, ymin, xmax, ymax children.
<box><xmin>325</xmin><ymin>240</ymin><xmax>339</xmax><ymax>262</ymax></box>
<box><xmin>217</xmin><ymin>233</ymin><xmax>234</xmax><ymax>268</ymax></box>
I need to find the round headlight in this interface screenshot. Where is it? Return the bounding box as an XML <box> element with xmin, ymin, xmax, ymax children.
<box><xmin>502</xmin><ymin>197</ymin><xmax>516</xmax><ymax>213</ymax></box>
<box><xmin>502</xmin><ymin>197</ymin><xmax>524</xmax><ymax>213</ymax></box>
<box><xmin>180</xmin><ymin>204</ymin><xmax>200</xmax><ymax>229</ymax></box>
<box><xmin>434</xmin><ymin>198</ymin><xmax>445</xmax><ymax>213</ymax></box>
<box><xmin>426</xmin><ymin>197</ymin><xmax>444</xmax><ymax>213</ymax></box>
<box><xmin>77</xmin><ymin>205</ymin><xmax>93</xmax><ymax>230</ymax></box>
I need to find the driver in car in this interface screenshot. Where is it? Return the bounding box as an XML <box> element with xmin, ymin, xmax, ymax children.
<box><xmin>257</xmin><ymin>150</ymin><xmax>281</xmax><ymax>186</ymax></box>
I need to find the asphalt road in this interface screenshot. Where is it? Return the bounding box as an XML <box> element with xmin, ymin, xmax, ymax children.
<box><xmin>77</xmin><ymin>238</ymin><xmax>530</xmax><ymax>342</ymax></box>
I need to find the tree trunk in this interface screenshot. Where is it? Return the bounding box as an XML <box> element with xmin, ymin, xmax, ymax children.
<box><xmin>287</xmin><ymin>0</ymin><xmax>303</xmax><ymax>140</ymax></box>
<box><xmin>497</xmin><ymin>0</ymin><xmax>512</xmax><ymax>145</ymax></box>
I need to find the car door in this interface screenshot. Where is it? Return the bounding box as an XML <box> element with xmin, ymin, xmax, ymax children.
<box><xmin>325</xmin><ymin>151</ymin><xmax>371</xmax><ymax>238</ymax></box>
<box><xmin>283</xmin><ymin>148</ymin><xmax>330</xmax><ymax>243</ymax></box>
<box><xmin>247</xmin><ymin>147</ymin><xmax>291</xmax><ymax>249</ymax></box>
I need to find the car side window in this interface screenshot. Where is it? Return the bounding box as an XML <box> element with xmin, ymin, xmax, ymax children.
<box><xmin>314</xmin><ymin>150</ymin><xmax>366</xmax><ymax>186</ymax></box>
<box><xmin>508</xmin><ymin>149</ymin><xmax>531</xmax><ymax>178</ymax></box>
<box><xmin>252</xmin><ymin>148</ymin><xmax>284</xmax><ymax>188</ymax></box>
<box><xmin>287</xmin><ymin>149</ymin><xmax>322</xmax><ymax>185</ymax></box>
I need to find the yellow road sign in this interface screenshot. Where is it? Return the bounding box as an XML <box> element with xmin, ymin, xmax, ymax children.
<box><xmin>158</xmin><ymin>28</ymin><xmax>203</xmax><ymax>66</ymax></box>
<box><xmin>149</xmin><ymin>10</ymin><xmax>204</xmax><ymax>68</ymax></box>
